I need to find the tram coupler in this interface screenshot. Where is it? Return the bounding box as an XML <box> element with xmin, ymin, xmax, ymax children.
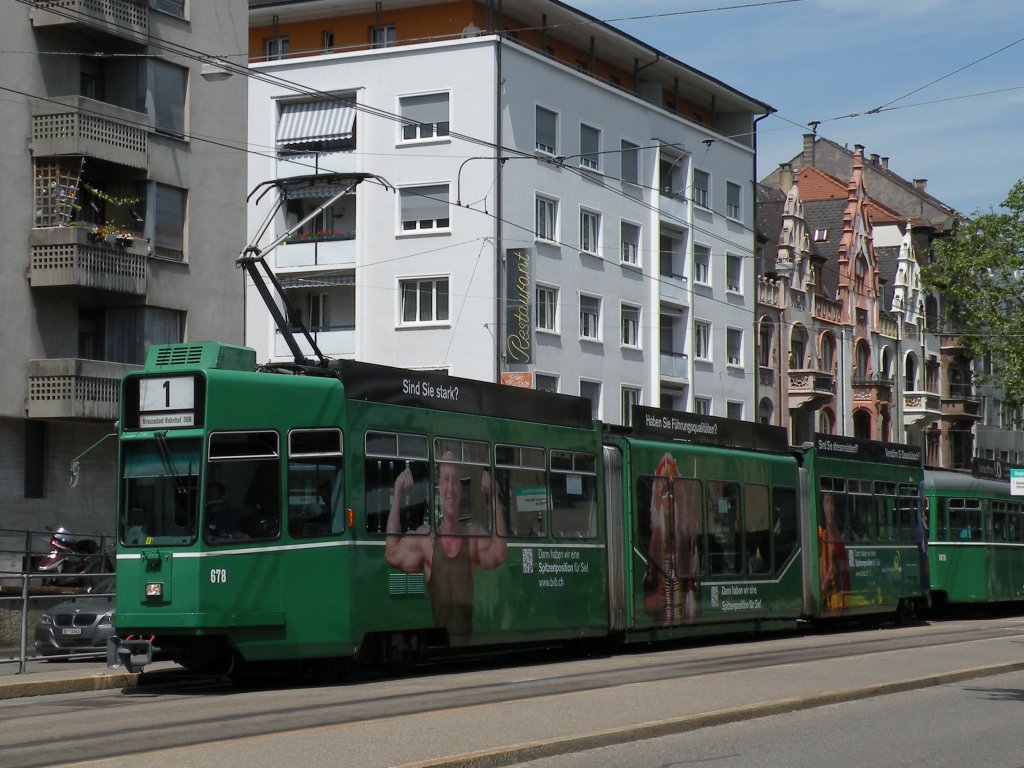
<box><xmin>108</xmin><ymin>636</ymin><xmax>152</xmax><ymax>673</ymax></box>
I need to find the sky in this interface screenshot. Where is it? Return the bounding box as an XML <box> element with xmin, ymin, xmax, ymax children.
<box><xmin>572</xmin><ymin>0</ymin><xmax>1024</xmax><ymax>216</ymax></box>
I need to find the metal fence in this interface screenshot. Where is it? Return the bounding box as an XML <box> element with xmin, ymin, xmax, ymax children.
<box><xmin>0</xmin><ymin>527</ymin><xmax>113</xmax><ymax>673</ymax></box>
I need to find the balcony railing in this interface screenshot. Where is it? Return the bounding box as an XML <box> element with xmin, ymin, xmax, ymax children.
<box><xmin>878</xmin><ymin>315</ymin><xmax>899</xmax><ymax>339</ymax></box>
<box><xmin>277</xmin><ymin>237</ymin><xmax>356</xmax><ymax>269</ymax></box>
<box><xmin>659</xmin><ymin>351</ymin><xmax>689</xmax><ymax>380</ymax></box>
<box><xmin>658</xmin><ymin>272</ymin><xmax>688</xmax><ymax>306</ymax></box>
<box><xmin>756</xmin><ymin>276</ymin><xmax>781</xmax><ymax>308</ymax></box>
<box><xmin>30</xmin><ymin>0</ymin><xmax>148</xmax><ymax>42</ymax></box>
<box><xmin>274</xmin><ymin>326</ymin><xmax>355</xmax><ymax>359</ymax></box>
<box><xmin>32</xmin><ymin>97</ymin><xmax>147</xmax><ymax>170</ymax></box>
<box><xmin>30</xmin><ymin>227</ymin><xmax>147</xmax><ymax>295</ymax></box>
<box><xmin>27</xmin><ymin>358</ymin><xmax>139</xmax><ymax>420</ymax></box>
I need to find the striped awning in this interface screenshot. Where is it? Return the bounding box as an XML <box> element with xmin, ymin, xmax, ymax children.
<box><xmin>277</xmin><ymin>100</ymin><xmax>356</xmax><ymax>146</ymax></box>
<box><xmin>280</xmin><ymin>273</ymin><xmax>355</xmax><ymax>289</ymax></box>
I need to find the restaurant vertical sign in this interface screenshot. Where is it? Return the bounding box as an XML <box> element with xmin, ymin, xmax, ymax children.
<box><xmin>505</xmin><ymin>248</ymin><xmax>532</xmax><ymax>364</ymax></box>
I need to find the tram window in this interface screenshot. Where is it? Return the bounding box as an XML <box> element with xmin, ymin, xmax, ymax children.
<box><xmin>873</xmin><ymin>481</ymin><xmax>897</xmax><ymax>542</ymax></box>
<box><xmin>744</xmin><ymin>484</ymin><xmax>770</xmax><ymax>574</ymax></box>
<box><xmin>121</xmin><ymin>438</ymin><xmax>201</xmax><ymax>546</ymax></box>
<box><xmin>288</xmin><ymin>428</ymin><xmax>343</xmax><ymax>538</ymax></box>
<box><xmin>820</xmin><ymin>491</ymin><xmax>847</xmax><ymax>546</ymax></box>
<box><xmin>205</xmin><ymin>431</ymin><xmax>281</xmax><ymax>543</ymax></box>
<box><xmin>820</xmin><ymin>476</ymin><xmax>846</xmax><ymax>494</ymax></box>
<box><xmin>771</xmin><ymin>486</ymin><xmax>797</xmax><ymax>573</ymax></box>
<box><xmin>550</xmin><ymin>450</ymin><xmax>598</xmax><ymax>539</ymax></box>
<box><xmin>934</xmin><ymin>496</ymin><xmax>948</xmax><ymax>540</ymax></box>
<box><xmin>847</xmin><ymin>485</ymin><xmax>874</xmax><ymax>543</ymax></box>
<box><xmin>948</xmin><ymin>498</ymin><xmax>982</xmax><ymax>541</ymax></box>
<box><xmin>707</xmin><ymin>481</ymin><xmax>741</xmax><ymax>575</ymax></box>
<box><xmin>1010</xmin><ymin>507</ymin><xmax>1024</xmax><ymax>543</ymax></box>
<box><xmin>364</xmin><ymin>431</ymin><xmax>430</xmax><ymax>535</ymax></box>
<box><xmin>495</xmin><ymin>444</ymin><xmax>546</xmax><ymax>537</ymax></box>
<box><xmin>433</xmin><ymin>438</ymin><xmax>495</xmax><ymax>534</ymax></box>
<box><xmin>897</xmin><ymin>484</ymin><xmax>921</xmax><ymax>542</ymax></box>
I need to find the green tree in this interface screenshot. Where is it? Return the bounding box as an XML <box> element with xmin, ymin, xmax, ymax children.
<box><xmin>923</xmin><ymin>180</ymin><xmax>1024</xmax><ymax>419</ymax></box>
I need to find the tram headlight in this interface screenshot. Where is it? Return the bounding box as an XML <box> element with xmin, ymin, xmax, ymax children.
<box><xmin>145</xmin><ymin>582</ymin><xmax>163</xmax><ymax>598</ymax></box>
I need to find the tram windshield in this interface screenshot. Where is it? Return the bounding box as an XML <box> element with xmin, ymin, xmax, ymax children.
<box><xmin>120</xmin><ymin>437</ymin><xmax>201</xmax><ymax>546</ymax></box>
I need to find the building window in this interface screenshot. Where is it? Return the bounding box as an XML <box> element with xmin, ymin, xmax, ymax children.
<box><xmin>400</xmin><ymin>93</ymin><xmax>450</xmax><ymax>142</ymax></box>
<box><xmin>694</xmin><ymin>396</ymin><xmax>712</xmax><ymax>416</ymax></box>
<box><xmin>264</xmin><ymin>36</ymin><xmax>290</xmax><ymax>60</ymax></box>
<box><xmin>621</xmin><ymin>386</ymin><xmax>641</xmax><ymax>426</ymax></box>
<box><xmin>400</xmin><ymin>277</ymin><xmax>449</xmax><ymax>324</ymax></box>
<box><xmin>371</xmin><ymin>24</ymin><xmax>396</xmax><ymax>48</ymax></box>
<box><xmin>536</xmin><ymin>106</ymin><xmax>557</xmax><ymax>154</ymax></box>
<box><xmin>148</xmin><ymin>59</ymin><xmax>187</xmax><ymax>138</ymax></box>
<box><xmin>694</xmin><ymin>319</ymin><xmax>711</xmax><ymax>361</ymax></box>
<box><xmin>400</xmin><ymin>184</ymin><xmax>450</xmax><ymax>232</ymax></box>
<box><xmin>580</xmin><ymin>380</ymin><xmax>602</xmax><ymax>419</ymax></box>
<box><xmin>322</xmin><ymin>30</ymin><xmax>335</xmax><ymax>51</ymax></box>
<box><xmin>726</xmin><ymin>253</ymin><xmax>742</xmax><ymax>292</ymax></box>
<box><xmin>727</xmin><ymin>328</ymin><xmax>743</xmax><ymax>366</ymax></box>
<box><xmin>620</xmin><ymin>221</ymin><xmax>640</xmax><ymax>265</ymax></box>
<box><xmin>24</xmin><ymin>421</ymin><xmax>46</xmax><ymax>499</ymax></box>
<box><xmin>694</xmin><ymin>244</ymin><xmax>710</xmax><ymax>284</ymax></box>
<box><xmin>536</xmin><ymin>195</ymin><xmax>557</xmax><ymax>241</ymax></box>
<box><xmin>621</xmin><ymin>303</ymin><xmax>640</xmax><ymax>348</ymax></box>
<box><xmin>580</xmin><ymin>294</ymin><xmax>601</xmax><ymax>341</ymax></box>
<box><xmin>277</xmin><ymin>98</ymin><xmax>357</xmax><ymax>155</ymax></box>
<box><xmin>620</xmin><ymin>140</ymin><xmax>639</xmax><ymax>184</ymax></box>
<box><xmin>580</xmin><ymin>209</ymin><xmax>600</xmax><ymax>255</ymax></box>
<box><xmin>535</xmin><ymin>373</ymin><xmax>559</xmax><ymax>392</ymax></box>
<box><xmin>536</xmin><ymin>285</ymin><xmax>558</xmax><ymax>332</ymax></box>
<box><xmin>727</xmin><ymin>401</ymin><xmax>743</xmax><ymax>421</ymax></box>
<box><xmin>660</xmin><ymin>154</ymin><xmax>685</xmax><ymax>198</ymax></box>
<box><xmin>151</xmin><ymin>0</ymin><xmax>185</xmax><ymax>18</ymax></box>
<box><xmin>726</xmin><ymin>181</ymin><xmax>741</xmax><ymax>219</ymax></box>
<box><xmin>580</xmin><ymin>124</ymin><xmax>600</xmax><ymax>170</ymax></box>
<box><xmin>151</xmin><ymin>183</ymin><xmax>185</xmax><ymax>261</ymax></box>
<box><xmin>693</xmin><ymin>169</ymin><xmax>710</xmax><ymax>209</ymax></box>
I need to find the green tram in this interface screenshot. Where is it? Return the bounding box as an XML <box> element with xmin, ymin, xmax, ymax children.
<box><xmin>108</xmin><ymin>342</ymin><xmax>928</xmax><ymax>673</ymax></box>
<box><xmin>925</xmin><ymin>466</ymin><xmax>1024</xmax><ymax>606</ymax></box>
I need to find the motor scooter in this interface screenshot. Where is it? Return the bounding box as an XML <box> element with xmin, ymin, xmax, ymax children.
<box><xmin>36</xmin><ymin>527</ymin><xmax>108</xmax><ymax>588</ymax></box>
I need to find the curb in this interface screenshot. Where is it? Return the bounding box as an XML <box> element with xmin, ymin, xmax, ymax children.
<box><xmin>0</xmin><ymin>671</ymin><xmax>138</xmax><ymax>700</ymax></box>
<box><xmin>397</xmin><ymin>660</ymin><xmax>1024</xmax><ymax>768</ymax></box>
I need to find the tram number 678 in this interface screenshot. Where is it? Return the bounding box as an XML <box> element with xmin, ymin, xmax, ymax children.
<box><xmin>210</xmin><ymin>568</ymin><xmax>228</xmax><ymax>584</ymax></box>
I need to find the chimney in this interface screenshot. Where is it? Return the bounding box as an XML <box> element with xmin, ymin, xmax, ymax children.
<box><xmin>870</xmin><ymin>153</ymin><xmax>880</xmax><ymax>165</ymax></box>
<box><xmin>914</xmin><ymin>178</ymin><xmax>927</xmax><ymax>192</ymax></box>
<box><xmin>779</xmin><ymin>162</ymin><xmax>794</xmax><ymax>193</ymax></box>
<box><xmin>881</xmin><ymin>157</ymin><xmax>889</xmax><ymax>169</ymax></box>
<box><xmin>802</xmin><ymin>133</ymin><xmax>815</xmax><ymax>168</ymax></box>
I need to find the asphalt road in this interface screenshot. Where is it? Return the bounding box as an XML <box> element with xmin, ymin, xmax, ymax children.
<box><xmin>3</xmin><ymin>616</ymin><xmax>1024</xmax><ymax>768</ymax></box>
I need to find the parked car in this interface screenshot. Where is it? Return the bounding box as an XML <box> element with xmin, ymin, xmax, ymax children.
<box><xmin>34</xmin><ymin>576</ymin><xmax>115</xmax><ymax>659</ymax></box>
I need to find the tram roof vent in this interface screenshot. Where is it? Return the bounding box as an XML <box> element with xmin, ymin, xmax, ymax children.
<box><xmin>146</xmin><ymin>342</ymin><xmax>256</xmax><ymax>372</ymax></box>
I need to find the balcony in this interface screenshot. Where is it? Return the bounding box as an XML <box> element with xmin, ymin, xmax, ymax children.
<box><xmin>30</xmin><ymin>0</ymin><xmax>148</xmax><ymax>43</ymax></box>
<box><xmin>657</xmin><ymin>191</ymin><xmax>687</xmax><ymax>223</ymax></box>
<box><xmin>274</xmin><ymin>327</ymin><xmax>355</xmax><ymax>359</ymax></box>
<box><xmin>277</xmin><ymin>237</ymin><xmax>356</xmax><ymax>269</ymax></box>
<box><xmin>878</xmin><ymin>315</ymin><xmax>899</xmax><ymax>339</ymax></box>
<box><xmin>942</xmin><ymin>384</ymin><xmax>982</xmax><ymax>421</ymax></box>
<box><xmin>32</xmin><ymin>97</ymin><xmax>148</xmax><ymax>170</ymax></box>
<box><xmin>756</xmin><ymin>276</ymin><xmax>781</xmax><ymax>308</ymax></box>
<box><xmin>852</xmin><ymin>374</ymin><xmax>893</xmax><ymax>404</ymax></box>
<box><xmin>903</xmin><ymin>390</ymin><xmax>941</xmax><ymax>425</ymax></box>
<box><xmin>659</xmin><ymin>351</ymin><xmax>689</xmax><ymax>381</ymax></box>
<box><xmin>940</xmin><ymin>334</ymin><xmax>967</xmax><ymax>352</ymax></box>
<box><xmin>658</xmin><ymin>272</ymin><xmax>688</xmax><ymax>307</ymax></box>
<box><xmin>788</xmin><ymin>368</ymin><xmax>834</xmax><ymax>409</ymax></box>
<box><xmin>27</xmin><ymin>358</ymin><xmax>139</xmax><ymax>421</ymax></box>
<box><xmin>812</xmin><ymin>294</ymin><xmax>842</xmax><ymax>323</ymax></box>
<box><xmin>30</xmin><ymin>227</ymin><xmax>147</xmax><ymax>295</ymax></box>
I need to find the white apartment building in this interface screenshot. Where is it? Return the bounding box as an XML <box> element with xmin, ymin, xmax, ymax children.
<box><xmin>247</xmin><ymin>0</ymin><xmax>771</xmax><ymax>424</ymax></box>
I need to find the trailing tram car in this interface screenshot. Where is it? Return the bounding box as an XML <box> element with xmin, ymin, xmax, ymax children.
<box><xmin>108</xmin><ymin>341</ymin><xmax>929</xmax><ymax>674</ymax></box>
<box><xmin>925</xmin><ymin>466</ymin><xmax>1024</xmax><ymax>607</ymax></box>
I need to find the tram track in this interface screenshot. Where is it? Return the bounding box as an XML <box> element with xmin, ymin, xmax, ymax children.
<box><xmin>4</xmin><ymin>616</ymin><xmax>1023</xmax><ymax>768</ymax></box>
